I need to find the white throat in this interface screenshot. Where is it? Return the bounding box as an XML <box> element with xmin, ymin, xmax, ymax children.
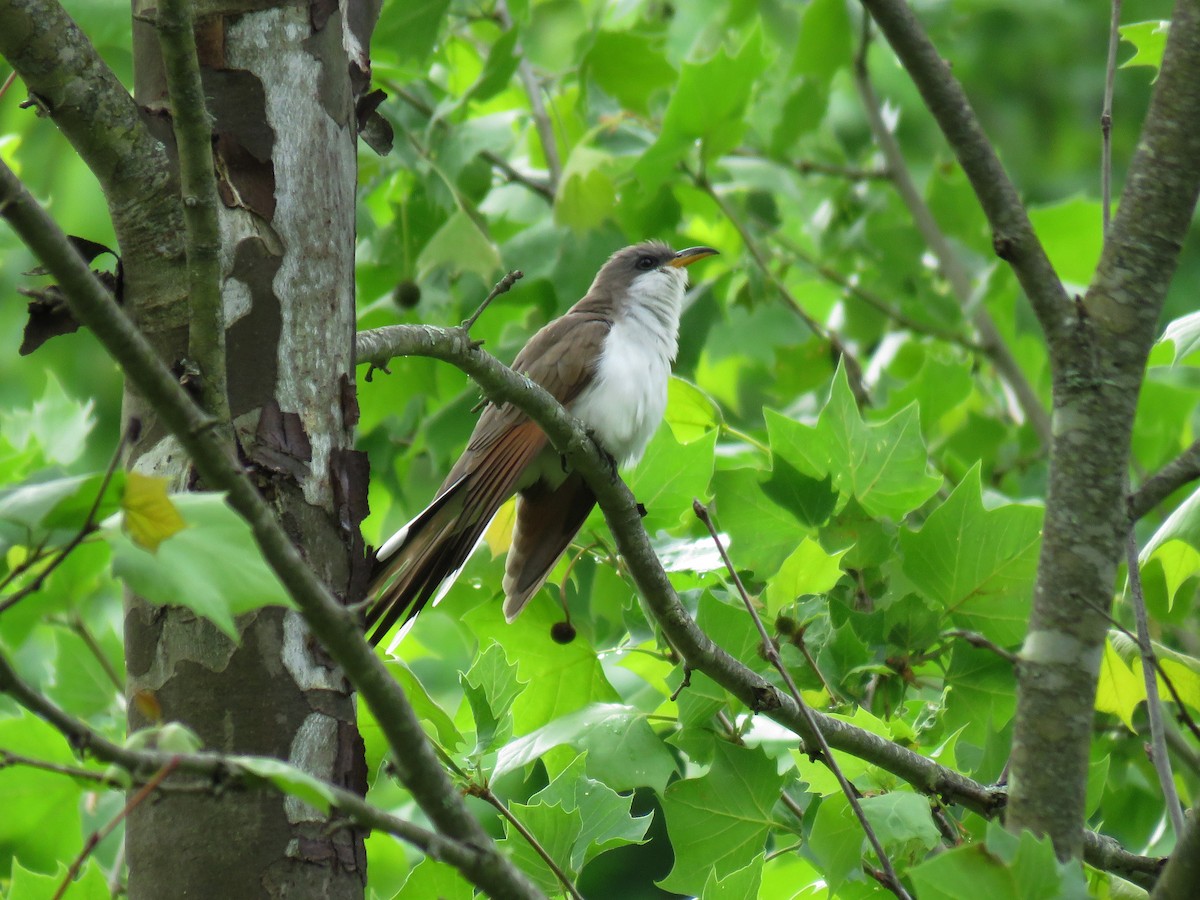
<box><xmin>569</xmin><ymin>266</ymin><xmax>686</xmax><ymax>465</ymax></box>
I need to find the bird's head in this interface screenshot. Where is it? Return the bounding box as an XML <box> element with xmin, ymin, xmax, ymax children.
<box><xmin>590</xmin><ymin>241</ymin><xmax>719</xmax><ymax>310</ymax></box>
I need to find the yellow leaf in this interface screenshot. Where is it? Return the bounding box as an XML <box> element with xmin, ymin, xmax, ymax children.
<box><xmin>1095</xmin><ymin>639</ymin><xmax>1143</xmax><ymax>730</ymax></box>
<box><xmin>123</xmin><ymin>472</ymin><xmax>186</xmax><ymax>552</ymax></box>
<box><xmin>484</xmin><ymin>498</ymin><xmax>516</xmax><ymax>557</ymax></box>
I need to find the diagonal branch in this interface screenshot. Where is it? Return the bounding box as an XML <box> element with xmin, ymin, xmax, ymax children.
<box><xmin>1129</xmin><ymin>439</ymin><xmax>1200</xmax><ymax>521</ymax></box>
<box><xmin>354</xmin><ymin>321</ymin><xmax>1163</xmax><ymax>891</ymax></box>
<box><xmin>853</xmin><ymin>21</ymin><xmax>1052</xmax><ymax>443</ymax></box>
<box><xmin>859</xmin><ymin>0</ymin><xmax>1071</xmax><ymax>346</ymax></box>
<box><xmin>0</xmin><ymin>160</ymin><xmax>542</xmax><ymax>900</ymax></box>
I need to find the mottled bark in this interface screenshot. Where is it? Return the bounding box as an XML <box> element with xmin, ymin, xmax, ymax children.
<box><xmin>123</xmin><ymin>1</ymin><xmax>368</xmax><ymax>896</ymax></box>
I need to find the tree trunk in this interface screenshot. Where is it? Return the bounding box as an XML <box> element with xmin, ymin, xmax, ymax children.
<box><xmin>122</xmin><ymin>1</ymin><xmax>370</xmax><ymax>895</ymax></box>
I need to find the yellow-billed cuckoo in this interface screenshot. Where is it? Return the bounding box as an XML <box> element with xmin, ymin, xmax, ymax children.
<box><xmin>364</xmin><ymin>241</ymin><xmax>719</xmax><ymax>646</ymax></box>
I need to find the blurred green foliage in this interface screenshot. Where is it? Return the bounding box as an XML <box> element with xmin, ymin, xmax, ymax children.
<box><xmin>3</xmin><ymin>0</ymin><xmax>1199</xmax><ymax>897</ymax></box>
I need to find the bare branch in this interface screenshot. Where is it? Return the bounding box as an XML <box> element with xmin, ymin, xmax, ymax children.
<box><xmin>496</xmin><ymin>0</ymin><xmax>562</xmax><ymax>190</ymax></box>
<box><xmin>694</xmin><ymin>499</ymin><xmax>913</xmax><ymax>900</ymax></box>
<box><xmin>853</xmin><ymin>20</ymin><xmax>1052</xmax><ymax>443</ymax></box>
<box><xmin>1125</xmin><ymin>532</ymin><xmax>1186</xmax><ymax>838</ymax></box>
<box><xmin>1130</xmin><ymin>439</ymin><xmax>1200</xmax><ymax>521</ymax></box>
<box><xmin>1102</xmin><ymin>0</ymin><xmax>1123</xmax><ymax>236</ymax></box>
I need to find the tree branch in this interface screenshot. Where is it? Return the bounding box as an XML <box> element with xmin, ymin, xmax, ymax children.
<box><xmin>354</xmin><ymin>321</ymin><xmax>1163</xmax><ymax>890</ymax></box>
<box><xmin>0</xmin><ymin>0</ymin><xmax>178</xmax><ymax>249</ymax></box>
<box><xmin>496</xmin><ymin>0</ymin><xmax>561</xmax><ymax>191</ymax></box>
<box><xmin>853</xmin><ymin>21</ymin><xmax>1052</xmax><ymax>443</ymax></box>
<box><xmin>156</xmin><ymin>0</ymin><xmax>231</xmax><ymax>435</ymax></box>
<box><xmin>0</xmin><ymin>649</ymin><xmax>501</xmax><ymax>882</ymax></box>
<box><xmin>0</xmin><ymin>161</ymin><xmax>542</xmax><ymax>900</ymax></box>
<box><xmin>1130</xmin><ymin>439</ymin><xmax>1200</xmax><ymax>521</ymax></box>
<box><xmin>859</xmin><ymin>0</ymin><xmax>1071</xmax><ymax>345</ymax></box>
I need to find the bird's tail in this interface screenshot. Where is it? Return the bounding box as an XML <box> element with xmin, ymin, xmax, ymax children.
<box><xmin>364</xmin><ymin>475</ymin><xmax>493</xmax><ymax>646</ymax></box>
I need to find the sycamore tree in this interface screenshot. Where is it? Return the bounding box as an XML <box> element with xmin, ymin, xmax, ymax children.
<box><xmin>1</xmin><ymin>0</ymin><xmax>1199</xmax><ymax>897</ymax></box>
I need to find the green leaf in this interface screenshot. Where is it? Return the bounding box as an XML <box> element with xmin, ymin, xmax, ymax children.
<box><xmin>1094</xmin><ymin>638</ymin><xmax>1142</xmax><ymax>730</ymax></box>
<box><xmin>626</xmin><ymin>426</ymin><xmax>716</xmax><ymax>534</ymax></box>
<box><xmin>230</xmin><ymin>755</ymin><xmax>336</xmax><ymax>814</ymax></box>
<box><xmin>465</xmin><ymin>27</ymin><xmax>520</xmax><ymax>104</ymax></box>
<box><xmin>2</xmin><ymin>374</ymin><xmax>95</xmax><ymax>467</ymax></box>
<box><xmin>104</xmin><ymin>492</ymin><xmax>293</xmax><ymax>640</ymax></box>
<box><xmin>1120</xmin><ymin>20</ymin><xmax>1169</xmax><ymax>74</ymax></box>
<box><xmin>9</xmin><ymin>858</ymin><xmax>109</xmax><ymax>900</ymax></box>
<box><xmin>858</xmin><ymin>792</ymin><xmax>941</xmax><ymax>863</ymax></box>
<box><xmin>765</xmin><ymin>537</ymin><xmax>847</xmax><ymax>614</ymax></box>
<box><xmin>376</xmin><ymin>0</ymin><xmax>450</xmax><ymax>63</ymax></box>
<box><xmin>395</xmin><ymin>858</ymin><xmax>473</xmax><ymax>900</ymax></box>
<box><xmin>1159</xmin><ymin>309</ymin><xmax>1200</xmax><ymax>364</ymax></box>
<box><xmin>807</xmin><ymin>793</ymin><xmax>865</xmax><ymax>893</ymax></box>
<box><xmin>1028</xmin><ymin>197</ymin><xmax>1103</xmax><ymax>288</ymax></box>
<box><xmin>495</xmin><ymin>702</ymin><xmax>675</xmax><ymax>791</ymax></box>
<box><xmin>709</xmin><ymin>467</ymin><xmax>809</xmax><ymax>576</ymax></box>
<box><xmin>417</xmin><ymin>210</ymin><xmax>500</xmax><ymax>282</ymax></box>
<box><xmin>700</xmin><ymin>854</ymin><xmax>764</xmax><ymax>899</ymax></box>
<box><xmin>497</xmin><ymin>799</ymin><xmax>583</xmax><ymax>894</ymax></box>
<box><xmin>637</xmin><ymin>24</ymin><xmax>770</xmax><ymax>187</ymax></box>
<box><xmin>583</xmin><ymin>31</ymin><xmax>676</xmax><ymax>114</ymax></box>
<box><xmin>901</xmin><ymin>465</ymin><xmax>1042</xmax><ymax>645</ymax></box>
<box><xmin>665</xmin><ymin>376</ymin><xmax>722</xmax><ymax>444</ymax></box>
<box><xmin>1141</xmin><ymin>487</ymin><xmax>1200</xmax><ymax>609</ymax></box>
<box><xmin>0</xmin><ymin>713</ymin><xmax>85</xmax><ymax>872</ymax></box>
<box><xmin>461</xmin><ymin>641</ymin><xmax>524</xmax><ymax>756</ymax></box>
<box><xmin>555</xmin><ymin>147</ymin><xmax>616</xmax><ymax>232</ymax></box>
<box><xmin>0</xmin><ymin>471</ymin><xmax>124</xmax><ymax>559</ymax></box>
<box><xmin>767</xmin><ymin>363</ymin><xmax>942</xmax><ymax>520</ymax></box>
<box><xmin>658</xmin><ymin>742</ymin><xmax>785</xmax><ymax>895</ymax></box>
<box><xmin>530</xmin><ymin>754</ymin><xmax>652</xmax><ymax>869</ymax></box>
<box><xmin>793</xmin><ymin>0</ymin><xmax>852</xmax><ymax>81</ymax></box>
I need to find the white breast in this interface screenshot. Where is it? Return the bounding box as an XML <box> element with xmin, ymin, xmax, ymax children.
<box><xmin>569</xmin><ymin>267</ymin><xmax>685</xmax><ymax>466</ymax></box>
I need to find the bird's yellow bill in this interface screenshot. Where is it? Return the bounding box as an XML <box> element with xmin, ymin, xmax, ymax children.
<box><xmin>667</xmin><ymin>246</ymin><xmax>720</xmax><ymax>267</ymax></box>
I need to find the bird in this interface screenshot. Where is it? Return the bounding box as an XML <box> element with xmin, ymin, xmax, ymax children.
<box><xmin>364</xmin><ymin>241</ymin><xmax>719</xmax><ymax>646</ymax></box>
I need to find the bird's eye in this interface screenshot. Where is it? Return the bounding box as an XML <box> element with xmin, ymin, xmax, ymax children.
<box><xmin>635</xmin><ymin>255</ymin><xmax>657</xmax><ymax>271</ymax></box>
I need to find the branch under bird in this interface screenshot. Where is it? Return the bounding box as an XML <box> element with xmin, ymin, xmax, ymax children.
<box><xmin>364</xmin><ymin>241</ymin><xmax>719</xmax><ymax>646</ymax></box>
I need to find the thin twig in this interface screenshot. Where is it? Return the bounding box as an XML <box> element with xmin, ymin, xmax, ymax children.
<box><xmin>1125</xmin><ymin>531</ymin><xmax>1186</xmax><ymax>838</ymax></box>
<box><xmin>859</xmin><ymin>0</ymin><xmax>1071</xmax><ymax>346</ymax></box>
<box><xmin>694</xmin><ymin>499</ymin><xmax>913</xmax><ymax>900</ymax></box>
<box><xmin>157</xmin><ymin>0</ymin><xmax>231</xmax><ymax>437</ymax></box>
<box><xmin>0</xmin><ymin>430</ymin><xmax>127</xmax><ymax>616</ymax></box>
<box><xmin>54</xmin><ymin>756</ymin><xmax>181</xmax><ymax>900</ymax></box>
<box><xmin>0</xmin><ymin>749</ymin><xmax>114</xmax><ymax>785</ymax></box>
<box><xmin>691</xmin><ymin>170</ymin><xmax>872</xmax><ymax>407</ymax></box>
<box><xmin>67</xmin><ymin>613</ymin><xmax>126</xmax><ymax>692</ymax></box>
<box><xmin>942</xmin><ymin>629</ymin><xmax>1018</xmax><ymax>665</ymax></box>
<box><xmin>475</xmin><ymin>786</ymin><xmax>585</xmax><ymax>900</ymax></box>
<box><xmin>462</xmin><ymin>269</ymin><xmax>524</xmax><ymax>331</ymax></box>
<box><xmin>853</xmin><ymin>16</ymin><xmax>1052</xmax><ymax>444</ymax></box>
<box><xmin>389</xmin><ymin>85</ymin><xmax>554</xmax><ymax>200</ymax></box>
<box><xmin>1102</xmin><ymin>0</ymin><xmax>1123</xmax><ymax>236</ymax></box>
<box><xmin>793</xmin><ymin>158</ymin><xmax>891</xmax><ymax>180</ymax></box>
<box><xmin>496</xmin><ymin>0</ymin><xmax>562</xmax><ymax>190</ymax></box>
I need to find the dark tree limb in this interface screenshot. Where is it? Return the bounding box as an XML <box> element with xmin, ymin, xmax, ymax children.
<box><xmin>1130</xmin><ymin>439</ymin><xmax>1200</xmax><ymax>521</ymax></box>
<box><xmin>0</xmin><ymin>161</ymin><xmax>542</xmax><ymax>900</ymax></box>
<box><xmin>859</xmin><ymin>0</ymin><xmax>1071</xmax><ymax>345</ymax></box>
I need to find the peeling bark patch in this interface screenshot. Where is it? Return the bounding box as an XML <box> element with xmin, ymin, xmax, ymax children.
<box><xmin>20</xmin><ymin>237</ymin><xmax>122</xmax><ymax>354</ymax></box>
<box><xmin>330</xmin><ymin>447</ymin><xmax>371</xmax><ymax>602</ymax></box>
<box><xmin>226</xmin><ymin>237</ymin><xmax>282</xmax><ymax>415</ymax></box>
<box><xmin>302</xmin><ymin>17</ymin><xmax>352</xmax><ymax>127</ymax></box>
<box><xmin>309</xmin><ymin>0</ymin><xmax>338</xmax><ymax>30</ymax></box>
<box><xmin>252</xmin><ymin>398</ymin><xmax>314</xmax><ymax>479</ymax></box>
<box><xmin>201</xmin><ymin>69</ymin><xmax>277</xmax><ymax>218</ymax></box>
<box><xmin>338</xmin><ymin>372</ymin><xmax>359</xmax><ymax>428</ymax></box>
